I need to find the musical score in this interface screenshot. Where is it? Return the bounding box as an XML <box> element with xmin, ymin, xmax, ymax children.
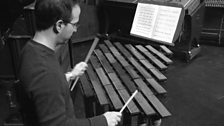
<box><xmin>130</xmin><ymin>2</ymin><xmax>182</xmax><ymax>45</ymax></box>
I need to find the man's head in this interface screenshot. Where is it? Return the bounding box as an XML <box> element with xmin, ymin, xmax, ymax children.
<box><xmin>34</xmin><ymin>0</ymin><xmax>80</xmax><ymax>43</ymax></box>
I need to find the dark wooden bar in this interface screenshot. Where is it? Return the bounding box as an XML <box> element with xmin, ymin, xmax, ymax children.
<box><xmin>85</xmin><ymin>63</ymin><xmax>110</xmax><ymax>114</ymax></box>
<box><xmin>159</xmin><ymin>45</ymin><xmax>173</xmax><ymax>56</ymax></box>
<box><xmin>145</xmin><ymin>45</ymin><xmax>173</xmax><ymax>65</ymax></box>
<box><xmin>146</xmin><ymin>79</ymin><xmax>167</xmax><ymax>95</ymax></box>
<box><xmin>79</xmin><ymin>73</ymin><xmax>95</xmax><ymax>117</ymax></box>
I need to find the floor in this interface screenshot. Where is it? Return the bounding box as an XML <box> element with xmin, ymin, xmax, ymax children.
<box><xmin>161</xmin><ymin>45</ymin><xmax>224</xmax><ymax>126</ymax></box>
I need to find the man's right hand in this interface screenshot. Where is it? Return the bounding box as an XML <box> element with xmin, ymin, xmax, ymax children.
<box><xmin>70</xmin><ymin>62</ymin><xmax>88</xmax><ymax>79</ymax></box>
<box><xmin>103</xmin><ymin>112</ymin><xmax>122</xmax><ymax>126</ymax></box>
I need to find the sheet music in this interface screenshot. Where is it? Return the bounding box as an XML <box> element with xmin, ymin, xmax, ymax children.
<box><xmin>131</xmin><ymin>3</ymin><xmax>158</xmax><ymax>38</ymax></box>
<box><xmin>130</xmin><ymin>3</ymin><xmax>182</xmax><ymax>44</ymax></box>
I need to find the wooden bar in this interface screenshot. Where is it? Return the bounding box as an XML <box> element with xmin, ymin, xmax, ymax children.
<box><xmin>104</xmin><ymin>40</ymin><xmax>119</xmax><ymax>53</ymax></box>
<box><xmin>159</xmin><ymin>45</ymin><xmax>173</xmax><ymax>56</ymax></box>
<box><xmin>125</xmin><ymin>44</ymin><xmax>146</xmax><ymax>60</ymax></box>
<box><xmin>108</xmin><ymin>73</ymin><xmax>125</xmax><ymax>90</ymax></box>
<box><xmin>147</xmin><ymin>95</ymin><xmax>171</xmax><ymax>117</ymax></box>
<box><xmin>124</xmin><ymin>66</ymin><xmax>140</xmax><ymax>79</ymax></box>
<box><xmin>104</xmin><ymin>52</ymin><xmax>117</xmax><ymax>64</ymax></box>
<box><xmin>79</xmin><ymin>73</ymin><xmax>94</xmax><ymax>98</ymax></box>
<box><xmin>146</xmin><ymin>78</ymin><xmax>167</xmax><ymax>95</ymax></box>
<box><xmin>99</xmin><ymin>44</ymin><xmax>110</xmax><ymax>53</ymax></box>
<box><xmin>119</xmin><ymin>75</ymin><xmax>136</xmax><ymax>93</ymax></box>
<box><xmin>113</xmin><ymin>52</ymin><xmax>129</xmax><ymax>67</ymax></box>
<box><xmin>134</xmin><ymin>79</ymin><xmax>171</xmax><ymax>118</ymax></box>
<box><xmin>110</xmin><ymin>41</ymin><xmax>132</xmax><ymax>58</ymax></box>
<box><xmin>139</xmin><ymin>59</ymin><xmax>155</xmax><ymax>69</ymax></box>
<box><xmin>128</xmin><ymin>58</ymin><xmax>153</xmax><ymax>79</ymax></box>
<box><xmin>104</xmin><ymin>85</ymin><xmax>123</xmax><ymax>110</ymax></box>
<box><xmin>134</xmin><ymin>92</ymin><xmax>156</xmax><ymax>116</ymax></box>
<box><xmin>95</xmin><ymin>68</ymin><xmax>111</xmax><ymax>86</ymax></box>
<box><xmin>89</xmin><ymin>56</ymin><xmax>101</xmax><ymax>69</ymax></box>
<box><xmin>111</xmin><ymin>62</ymin><xmax>126</xmax><ymax>76</ymax></box>
<box><xmin>94</xmin><ymin>49</ymin><xmax>114</xmax><ymax>73</ymax></box>
<box><xmin>149</xmin><ymin>68</ymin><xmax>167</xmax><ymax>81</ymax></box>
<box><xmin>118</xmin><ymin>89</ymin><xmax>140</xmax><ymax>126</ymax></box>
<box><xmin>145</xmin><ymin>45</ymin><xmax>173</xmax><ymax>65</ymax></box>
<box><xmin>79</xmin><ymin>73</ymin><xmax>95</xmax><ymax>117</ymax></box>
<box><xmin>86</xmin><ymin>63</ymin><xmax>110</xmax><ymax>112</ymax></box>
<box><xmin>113</xmin><ymin>42</ymin><xmax>132</xmax><ymax>58</ymax></box>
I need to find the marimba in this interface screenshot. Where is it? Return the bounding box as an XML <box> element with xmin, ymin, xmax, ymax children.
<box><xmin>79</xmin><ymin>38</ymin><xmax>172</xmax><ymax>126</ymax></box>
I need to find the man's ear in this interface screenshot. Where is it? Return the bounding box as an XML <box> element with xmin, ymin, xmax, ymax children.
<box><xmin>53</xmin><ymin>20</ymin><xmax>64</xmax><ymax>34</ymax></box>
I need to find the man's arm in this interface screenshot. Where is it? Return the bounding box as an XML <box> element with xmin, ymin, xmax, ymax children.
<box><xmin>31</xmin><ymin>69</ymin><xmax>111</xmax><ymax>126</ymax></box>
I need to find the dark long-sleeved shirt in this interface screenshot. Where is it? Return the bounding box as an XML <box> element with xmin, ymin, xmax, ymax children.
<box><xmin>18</xmin><ymin>40</ymin><xmax>107</xmax><ymax>126</ymax></box>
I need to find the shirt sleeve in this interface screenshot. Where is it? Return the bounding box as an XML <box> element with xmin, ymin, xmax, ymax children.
<box><xmin>30</xmin><ymin>70</ymin><xmax>107</xmax><ymax>126</ymax></box>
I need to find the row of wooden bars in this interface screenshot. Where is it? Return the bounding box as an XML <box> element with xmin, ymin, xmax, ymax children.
<box><xmin>79</xmin><ymin>39</ymin><xmax>173</xmax><ymax>126</ymax></box>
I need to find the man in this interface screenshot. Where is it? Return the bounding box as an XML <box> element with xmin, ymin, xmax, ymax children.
<box><xmin>18</xmin><ymin>0</ymin><xmax>121</xmax><ymax>126</ymax></box>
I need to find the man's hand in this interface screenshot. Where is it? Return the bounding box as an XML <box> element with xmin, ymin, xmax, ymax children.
<box><xmin>71</xmin><ymin>62</ymin><xmax>88</xmax><ymax>78</ymax></box>
<box><xmin>66</xmin><ymin>62</ymin><xmax>88</xmax><ymax>81</ymax></box>
<box><xmin>103</xmin><ymin>112</ymin><xmax>122</xmax><ymax>126</ymax></box>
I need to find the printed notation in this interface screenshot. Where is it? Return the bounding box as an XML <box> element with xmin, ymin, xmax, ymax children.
<box><xmin>130</xmin><ymin>2</ymin><xmax>182</xmax><ymax>44</ymax></box>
